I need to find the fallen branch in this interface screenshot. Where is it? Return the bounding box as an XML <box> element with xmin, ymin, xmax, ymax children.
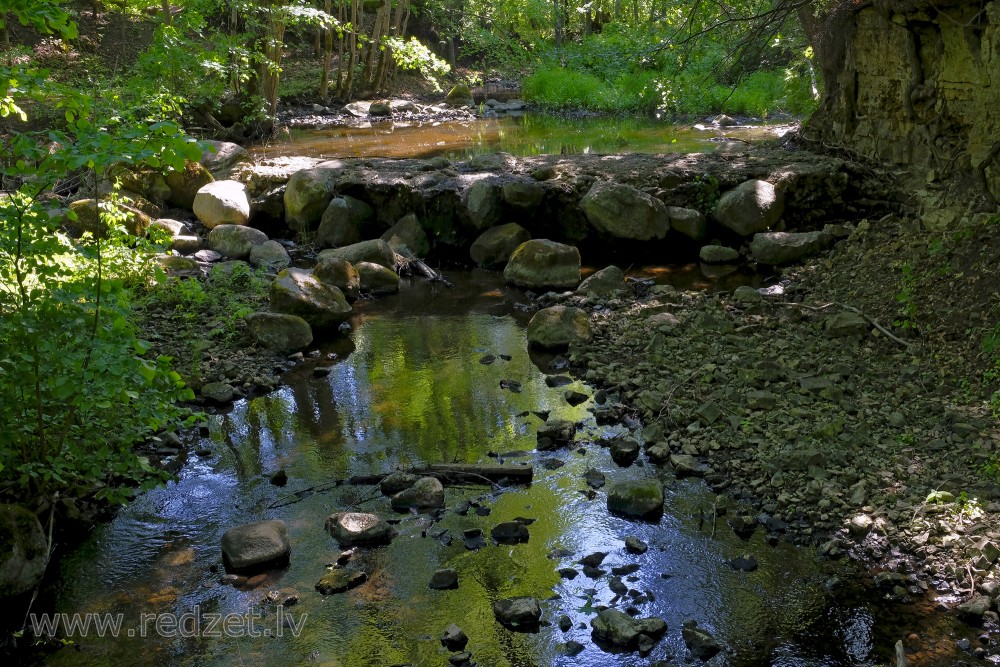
<box><xmin>775</xmin><ymin>301</ymin><xmax>913</xmax><ymax>350</ymax></box>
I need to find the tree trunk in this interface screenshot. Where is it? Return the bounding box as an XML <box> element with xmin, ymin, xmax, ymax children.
<box><xmin>335</xmin><ymin>0</ymin><xmax>345</xmax><ymax>96</ymax></box>
<box><xmin>160</xmin><ymin>0</ymin><xmax>171</xmax><ymax>26</ymax></box>
<box><xmin>361</xmin><ymin>2</ymin><xmax>389</xmax><ymax>90</ymax></box>
<box><xmin>321</xmin><ymin>0</ymin><xmax>333</xmax><ymax>101</ymax></box>
<box><xmin>344</xmin><ymin>0</ymin><xmax>360</xmax><ymax>100</ymax></box>
<box><xmin>553</xmin><ymin>0</ymin><xmax>562</xmax><ymax>47</ymax></box>
<box><xmin>258</xmin><ymin>1</ymin><xmax>287</xmax><ymax>123</ymax></box>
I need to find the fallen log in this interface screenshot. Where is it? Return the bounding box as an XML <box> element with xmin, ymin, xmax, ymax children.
<box><xmin>268</xmin><ymin>464</ymin><xmax>532</xmax><ymax>508</ymax></box>
<box><xmin>347</xmin><ymin>463</ymin><xmax>532</xmax><ymax>486</ymax></box>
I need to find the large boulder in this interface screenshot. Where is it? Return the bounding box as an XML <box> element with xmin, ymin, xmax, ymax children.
<box><xmin>269</xmin><ymin>268</ymin><xmax>352</xmax><ymax>328</ymax></box>
<box><xmin>591</xmin><ymin>609</ymin><xmax>667</xmax><ymax>648</ymax></box>
<box><xmin>356</xmin><ymin>261</ymin><xmax>400</xmax><ymax>294</ymax></box>
<box><xmin>527</xmin><ymin>305</ymin><xmax>593</xmax><ymax>349</ymax></box>
<box><xmin>313</xmin><ymin>256</ymin><xmax>361</xmax><ymax>300</ymax></box>
<box><xmin>68</xmin><ymin>199</ymin><xmax>151</xmax><ymax>237</ymax></box>
<box><xmin>503</xmin><ymin>239</ymin><xmax>580</xmax><ymax>289</ymax></box>
<box><xmin>221</xmin><ymin>520</ymin><xmax>290</xmax><ymax>573</ymax></box>
<box><xmin>284</xmin><ymin>164</ymin><xmax>344</xmax><ymax>232</ymax></box>
<box><xmin>390</xmin><ymin>477</ymin><xmax>444</xmax><ymax>511</ymax></box>
<box><xmin>207</xmin><ymin>224</ymin><xmax>268</xmax><ymax>259</ymax></box>
<box><xmin>713</xmin><ymin>179</ymin><xmax>784</xmax><ymax>236</ymax></box>
<box><xmin>470</xmin><ymin>223</ymin><xmax>531</xmax><ymax>268</ymax></box>
<box><xmin>668</xmin><ymin>206</ymin><xmax>708</xmax><ymax>241</ymax></box>
<box><xmin>245</xmin><ymin>312</ymin><xmax>313</xmax><ymax>353</ymax></box>
<box><xmin>0</xmin><ymin>505</ymin><xmax>47</xmax><ymax>598</ymax></box>
<box><xmin>315</xmin><ymin>196</ymin><xmax>375</xmax><ymax>249</ymax></box>
<box><xmin>249</xmin><ymin>240</ymin><xmax>291</xmax><ymax>271</ymax></box>
<box><xmin>165</xmin><ymin>162</ymin><xmax>214</xmax><ymax>209</ymax></box>
<box><xmin>580</xmin><ymin>181</ymin><xmax>669</xmax><ymax>240</ymax></box>
<box><xmin>464</xmin><ymin>180</ymin><xmax>502</xmax><ymax>230</ymax></box>
<box><xmin>750</xmin><ymin>230</ymin><xmax>833</xmax><ymax>266</ymax></box>
<box><xmin>193</xmin><ymin>180</ymin><xmax>251</xmax><ymax>228</ymax></box>
<box><xmin>381</xmin><ymin>213</ymin><xmax>429</xmax><ymax>257</ymax></box>
<box><xmin>318</xmin><ymin>239</ymin><xmax>396</xmax><ymax>269</ymax></box>
<box><xmin>200</xmin><ymin>140</ymin><xmax>250</xmax><ymax>179</ymax></box>
<box><xmin>577</xmin><ymin>265</ymin><xmax>625</xmax><ymax>296</ymax></box>
<box><xmin>325</xmin><ymin>512</ymin><xmax>395</xmax><ymax>546</ymax></box>
<box><xmin>502</xmin><ymin>180</ymin><xmax>545</xmax><ymax>208</ymax></box>
<box><xmin>607</xmin><ymin>479</ymin><xmax>664</xmax><ymax>519</ymax></box>
<box><xmin>109</xmin><ymin>165</ymin><xmax>170</xmax><ymax>204</ymax></box>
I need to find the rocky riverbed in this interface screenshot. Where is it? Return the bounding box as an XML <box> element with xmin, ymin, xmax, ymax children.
<box><xmin>46</xmin><ymin>132</ymin><xmax>1000</xmax><ymax>664</ymax></box>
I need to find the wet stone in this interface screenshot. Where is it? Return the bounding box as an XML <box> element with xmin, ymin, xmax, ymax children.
<box><xmin>429</xmin><ymin>568</ymin><xmax>459</xmax><ymax>590</ymax></box>
<box><xmin>463</xmin><ymin>529</ymin><xmax>487</xmax><ymax>550</ymax></box>
<box><xmin>580</xmin><ymin>552</ymin><xmax>608</xmax><ymax>567</ymax></box>
<box><xmin>625</xmin><ymin>536</ymin><xmax>649</xmax><ymax>554</ymax></box>
<box><xmin>540</xmin><ymin>457</ymin><xmax>565</xmax><ymax>470</ymax></box>
<box><xmin>610</xmin><ymin>438</ymin><xmax>640</xmax><ymax>466</ymax></box>
<box><xmin>558</xmin><ymin>615</ymin><xmax>573</xmax><ymax>631</ymax></box>
<box><xmin>564</xmin><ymin>390</ymin><xmax>589</xmax><ymax>406</ymax></box>
<box><xmin>682</xmin><ymin>620</ymin><xmax>723</xmax><ymax>660</ymax></box>
<box><xmin>441</xmin><ymin>623</ymin><xmax>469</xmax><ymax>651</ymax></box>
<box><xmin>315</xmin><ymin>569</ymin><xmax>366</xmax><ymax>595</ymax></box>
<box><xmin>584</xmin><ymin>468</ymin><xmax>606</xmax><ymax>489</ymax></box>
<box><xmin>565</xmin><ymin>641</ymin><xmax>585</xmax><ymax>656</ymax></box>
<box><xmin>493</xmin><ymin>597</ymin><xmax>542</xmax><ymax>629</ymax></box>
<box><xmin>545</xmin><ymin>375</ymin><xmax>573</xmax><ymax>387</ymax></box>
<box><xmin>558</xmin><ymin>567</ymin><xmax>579</xmax><ymax>579</ymax></box>
<box><xmin>491</xmin><ymin>521</ymin><xmax>529</xmax><ymax>544</ymax></box>
<box><xmin>729</xmin><ymin>554</ymin><xmax>759</xmax><ymax>572</ymax></box>
<box><xmin>612</xmin><ymin>564</ymin><xmax>641</xmax><ymax>576</ymax></box>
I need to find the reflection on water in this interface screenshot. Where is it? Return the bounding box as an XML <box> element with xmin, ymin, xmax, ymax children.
<box><xmin>252</xmin><ymin>114</ymin><xmax>788</xmax><ymax>160</ymax></box>
<box><xmin>51</xmin><ymin>272</ymin><xmax>892</xmax><ymax>667</ymax></box>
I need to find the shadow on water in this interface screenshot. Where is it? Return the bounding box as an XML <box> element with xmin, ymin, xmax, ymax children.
<box><xmin>43</xmin><ymin>270</ymin><xmax>963</xmax><ymax>667</ymax></box>
<box><xmin>251</xmin><ymin>114</ymin><xmax>791</xmax><ymax>161</ymax></box>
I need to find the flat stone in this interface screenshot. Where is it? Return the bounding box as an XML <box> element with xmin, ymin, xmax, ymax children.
<box><xmin>221</xmin><ymin>520</ymin><xmax>290</xmax><ymax>573</ymax></box>
<box><xmin>325</xmin><ymin>512</ymin><xmax>395</xmax><ymax>546</ymax></box>
<box><xmin>493</xmin><ymin>597</ymin><xmax>542</xmax><ymax>628</ymax></box>
<box><xmin>314</xmin><ymin>569</ymin><xmax>366</xmax><ymax>595</ymax></box>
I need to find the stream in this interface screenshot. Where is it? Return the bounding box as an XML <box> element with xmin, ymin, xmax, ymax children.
<box><xmin>46</xmin><ymin>271</ymin><xmax>903</xmax><ymax>667</ymax></box>
<box><xmin>251</xmin><ymin>114</ymin><xmax>795</xmax><ymax>161</ymax></box>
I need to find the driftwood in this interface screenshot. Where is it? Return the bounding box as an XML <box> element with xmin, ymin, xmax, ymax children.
<box><xmin>395</xmin><ymin>252</ymin><xmax>454</xmax><ymax>287</ymax></box>
<box><xmin>347</xmin><ymin>464</ymin><xmax>533</xmax><ymax>486</ymax></box>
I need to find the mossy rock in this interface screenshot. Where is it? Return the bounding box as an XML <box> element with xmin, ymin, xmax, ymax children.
<box><xmin>68</xmin><ymin>199</ymin><xmax>151</xmax><ymax>237</ymax></box>
<box><xmin>607</xmin><ymin>479</ymin><xmax>664</xmax><ymax>519</ymax></box>
<box><xmin>166</xmin><ymin>161</ymin><xmax>215</xmax><ymax>209</ymax></box>
<box><xmin>447</xmin><ymin>84</ymin><xmax>474</xmax><ymax>107</ymax></box>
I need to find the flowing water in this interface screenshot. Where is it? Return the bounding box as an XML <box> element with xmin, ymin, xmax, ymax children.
<box><xmin>251</xmin><ymin>114</ymin><xmax>794</xmax><ymax>161</ymax></box>
<box><xmin>45</xmin><ymin>270</ymin><xmax>908</xmax><ymax>667</ymax></box>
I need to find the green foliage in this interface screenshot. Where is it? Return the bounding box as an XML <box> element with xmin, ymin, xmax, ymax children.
<box><xmin>140</xmin><ymin>262</ymin><xmax>269</xmax><ymax>350</ymax></box>
<box><xmin>0</xmin><ymin>0</ymin><xmax>77</xmax><ymax>41</ymax></box>
<box><xmin>0</xmin><ymin>70</ymin><xmax>203</xmax><ymax>509</ymax></box>
<box><xmin>387</xmin><ymin>36</ymin><xmax>451</xmax><ymax>92</ymax></box>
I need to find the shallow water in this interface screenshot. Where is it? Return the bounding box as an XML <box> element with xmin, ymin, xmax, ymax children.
<box><xmin>251</xmin><ymin>114</ymin><xmax>792</xmax><ymax>161</ymax></box>
<box><xmin>44</xmin><ymin>270</ymin><xmax>904</xmax><ymax>667</ymax></box>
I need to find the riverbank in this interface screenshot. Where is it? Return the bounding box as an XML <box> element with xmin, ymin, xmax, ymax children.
<box><xmin>561</xmin><ymin>204</ymin><xmax>1000</xmax><ymax>662</ymax></box>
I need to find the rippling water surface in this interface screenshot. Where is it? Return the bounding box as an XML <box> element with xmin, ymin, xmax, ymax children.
<box><xmin>44</xmin><ymin>270</ymin><xmax>906</xmax><ymax>667</ymax></box>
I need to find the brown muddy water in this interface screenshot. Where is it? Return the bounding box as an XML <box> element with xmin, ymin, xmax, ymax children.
<box><xmin>251</xmin><ymin>115</ymin><xmax>794</xmax><ymax>161</ymax></box>
<box><xmin>40</xmin><ymin>269</ymin><xmax>969</xmax><ymax>667</ymax></box>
